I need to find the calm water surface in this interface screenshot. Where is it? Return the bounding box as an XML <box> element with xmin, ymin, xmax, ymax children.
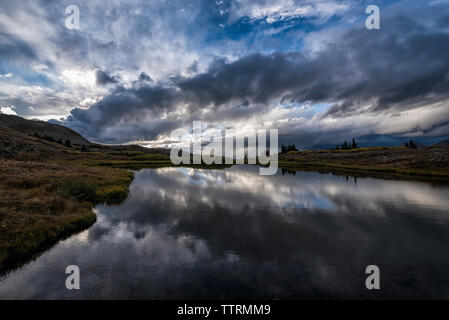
<box><xmin>1</xmin><ymin>165</ymin><xmax>449</xmax><ymax>299</ymax></box>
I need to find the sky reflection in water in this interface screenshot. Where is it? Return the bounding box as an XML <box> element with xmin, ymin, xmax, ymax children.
<box><xmin>1</xmin><ymin>165</ymin><xmax>449</xmax><ymax>299</ymax></box>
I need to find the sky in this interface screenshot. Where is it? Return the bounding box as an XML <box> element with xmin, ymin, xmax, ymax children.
<box><xmin>0</xmin><ymin>0</ymin><xmax>448</xmax><ymax>149</ymax></box>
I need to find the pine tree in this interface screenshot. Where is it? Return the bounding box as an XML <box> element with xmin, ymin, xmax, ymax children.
<box><xmin>351</xmin><ymin>138</ymin><xmax>358</xmax><ymax>149</ymax></box>
<box><xmin>64</xmin><ymin>140</ymin><xmax>72</xmax><ymax>148</ymax></box>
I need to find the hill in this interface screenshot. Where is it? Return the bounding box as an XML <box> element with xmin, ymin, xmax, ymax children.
<box><xmin>434</xmin><ymin>139</ymin><xmax>449</xmax><ymax>147</ymax></box>
<box><xmin>0</xmin><ymin>114</ymin><xmax>90</xmax><ymax>145</ymax></box>
<box><xmin>0</xmin><ymin>114</ymin><xmax>169</xmax><ymax>159</ymax></box>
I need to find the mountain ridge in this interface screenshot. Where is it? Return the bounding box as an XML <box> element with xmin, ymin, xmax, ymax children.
<box><xmin>0</xmin><ymin>114</ymin><xmax>90</xmax><ymax>145</ymax></box>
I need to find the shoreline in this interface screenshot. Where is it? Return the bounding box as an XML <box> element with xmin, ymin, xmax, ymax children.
<box><xmin>278</xmin><ymin>146</ymin><xmax>449</xmax><ymax>183</ymax></box>
<box><xmin>2</xmin><ymin>146</ymin><xmax>449</xmax><ymax>274</ymax></box>
<box><xmin>0</xmin><ymin>160</ymin><xmax>134</xmax><ymax>274</ymax></box>
<box><xmin>279</xmin><ymin>161</ymin><xmax>449</xmax><ymax>183</ymax></box>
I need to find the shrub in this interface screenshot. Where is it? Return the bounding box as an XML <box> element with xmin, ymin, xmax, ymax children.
<box><xmin>97</xmin><ymin>186</ymin><xmax>128</xmax><ymax>203</ymax></box>
<box><xmin>107</xmin><ymin>150</ymin><xmax>144</xmax><ymax>156</ymax></box>
<box><xmin>57</xmin><ymin>179</ymin><xmax>98</xmax><ymax>203</ymax></box>
<box><xmin>132</xmin><ymin>154</ymin><xmax>170</xmax><ymax>161</ymax></box>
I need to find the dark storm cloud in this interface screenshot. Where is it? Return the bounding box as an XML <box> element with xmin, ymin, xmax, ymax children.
<box><xmin>323</xmin><ymin>17</ymin><xmax>449</xmax><ymax>116</ymax></box>
<box><xmin>61</xmin><ymin>84</ymin><xmax>182</xmax><ymax>142</ymax></box>
<box><xmin>62</xmin><ymin>3</ymin><xmax>449</xmax><ymax>144</ymax></box>
<box><xmin>96</xmin><ymin>70</ymin><xmax>119</xmax><ymax>85</ymax></box>
<box><xmin>180</xmin><ymin>14</ymin><xmax>449</xmax><ymax>117</ymax></box>
<box><xmin>65</xmin><ymin>51</ymin><xmax>332</xmax><ymax>139</ymax></box>
<box><xmin>138</xmin><ymin>72</ymin><xmax>152</xmax><ymax>82</ymax></box>
<box><xmin>81</xmin><ymin>84</ymin><xmax>178</xmax><ymax>121</ymax></box>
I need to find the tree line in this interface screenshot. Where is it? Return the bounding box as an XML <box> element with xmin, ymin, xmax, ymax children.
<box><xmin>276</xmin><ymin>137</ymin><xmax>419</xmax><ymax>153</ymax></box>
<box><xmin>280</xmin><ymin>144</ymin><xmax>298</xmax><ymax>153</ymax></box>
<box><xmin>335</xmin><ymin>138</ymin><xmax>358</xmax><ymax>150</ymax></box>
<box><xmin>404</xmin><ymin>140</ymin><xmax>418</xmax><ymax>149</ymax></box>
<box><xmin>33</xmin><ymin>133</ymin><xmax>90</xmax><ymax>151</ymax></box>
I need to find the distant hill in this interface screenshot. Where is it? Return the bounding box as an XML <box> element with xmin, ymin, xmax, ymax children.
<box><xmin>434</xmin><ymin>139</ymin><xmax>449</xmax><ymax>147</ymax></box>
<box><xmin>0</xmin><ymin>114</ymin><xmax>170</xmax><ymax>158</ymax></box>
<box><xmin>0</xmin><ymin>114</ymin><xmax>90</xmax><ymax>145</ymax></box>
<box><xmin>415</xmin><ymin>142</ymin><xmax>426</xmax><ymax>149</ymax></box>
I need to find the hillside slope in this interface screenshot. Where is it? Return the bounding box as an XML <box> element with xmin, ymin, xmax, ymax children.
<box><xmin>0</xmin><ymin>126</ymin><xmax>68</xmax><ymax>159</ymax></box>
<box><xmin>434</xmin><ymin>139</ymin><xmax>449</xmax><ymax>147</ymax></box>
<box><xmin>0</xmin><ymin>114</ymin><xmax>90</xmax><ymax>145</ymax></box>
<box><xmin>0</xmin><ymin>114</ymin><xmax>170</xmax><ymax>158</ymax></box>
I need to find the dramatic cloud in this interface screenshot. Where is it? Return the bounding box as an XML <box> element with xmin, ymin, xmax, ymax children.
<box><xmin>1</xmin><ymin>0</ymin><xmax>449</xmax><ymax>148</ymax></box>
<box><xmin>229</xmin><ymin>0</ymin><xmax>350</xmax><ymax>23</ymax></box>
<box><xmin>95</xmin><ymin>70</ymin><xmax>120</xmax><ymax>86</ymax></box>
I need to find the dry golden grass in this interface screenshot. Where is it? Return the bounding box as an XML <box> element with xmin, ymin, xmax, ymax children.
<box><xmin>279</xmin><ymin>146</ymin><xmax>449</xmax><ymax>181</ymax></box>
<box><xmin>0</xmin><ymin>160</ymin><xmax>133</xmax><ymax>272</ymax></box>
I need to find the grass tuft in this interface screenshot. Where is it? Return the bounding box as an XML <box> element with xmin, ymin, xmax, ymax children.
<box><xmin>57</xmin><ymin>179</ymin><xmax>98</xmax><ymax>203</ymax></box>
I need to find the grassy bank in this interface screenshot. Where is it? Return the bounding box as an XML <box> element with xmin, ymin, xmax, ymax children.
<box><xmin>89</xmin><ymin>147</ymin><xmax>449</xmax><ymax>181</ymax></box>
<box><xmin>94</xmin><ymin>160</ymin><xmax>232</xmax><ymax>170</ymax></box>
<box><xmin>279</xmin><ymin>161</ymin><xmax>449</xmax><ymax>182</ymax></box>
<box><xmin>85</xmin><ymin>151</ymin><xmax>232</xmax><ymax>170</ymax></box>
<box><xmin>2</xmin><ymin>139</ymin><xmax>449</xmax><ymax>273</ymax></box>
<box><xmin>279</xmin><ymin>146</ymin><xmax>449</xmax><ymax>182</ymax></box>
<box><xmin>0</xmin><ymin>160</ymin><xmax>133</xmax><ymax>273</ymax></box>
<box><xmin>0</xmin><ymin>147</ymin><xmax>230</xmax><ymax>273</ymax></box>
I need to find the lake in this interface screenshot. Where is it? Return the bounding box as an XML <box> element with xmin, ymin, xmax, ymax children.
<box><xmin>1</xmin><ymin>165</ymin><xmax>449</xmax><ymax>299</ymax></box>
